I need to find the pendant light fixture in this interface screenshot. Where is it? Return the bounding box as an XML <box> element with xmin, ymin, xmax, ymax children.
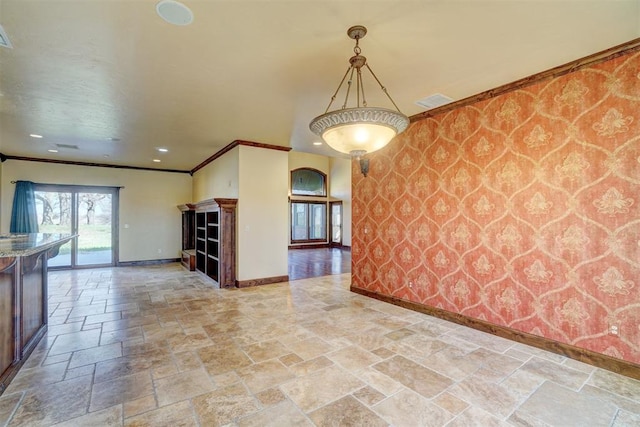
<box><xmin>309</xmin><ymin>25</ymin><xmax>409</xmax><ymax>176</ymax></box>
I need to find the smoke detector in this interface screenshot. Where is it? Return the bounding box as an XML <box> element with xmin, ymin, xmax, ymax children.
<box><xmin>416</xmin><ymin>93</ymin><xmax>453</xmax><ymax>110</ymax></box>
<box><xmin>156</xmin><ymin>0</ymin><xmax>193</xmax><ymax>26</ymax></box>
<box><xmin>0</xmin><ymin>24</ymin><xmax>13</xmax><ymax>49</ymax></box>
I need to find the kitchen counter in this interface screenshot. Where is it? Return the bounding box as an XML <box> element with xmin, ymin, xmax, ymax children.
<box><xmin>0</xmin><ymin>233</ymin><xmax>75</xmax><ymax>394</ymax></box>
<box><xmin>0</xmin><ymin>233</ymin><xmax>75</xmax><ymax>257</ymax></box>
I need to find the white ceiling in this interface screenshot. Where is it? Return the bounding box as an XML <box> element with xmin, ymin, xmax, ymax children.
<box><xmin>0</xmin><ymin>0</ymin><xmax>638</xmax><ymax>171</ymax></box>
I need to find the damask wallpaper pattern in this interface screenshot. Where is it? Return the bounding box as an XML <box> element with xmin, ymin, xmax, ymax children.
<box><xmin>352</xmin><ymin>51</ymin><xmax>640</xmax><ymax>364</ymax></box>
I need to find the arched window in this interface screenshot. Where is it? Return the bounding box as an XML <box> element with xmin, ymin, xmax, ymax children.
<box><xmin>291</xmin><ymin>168</ymin><xmax>326</xmax><ymax>197</ymax></box>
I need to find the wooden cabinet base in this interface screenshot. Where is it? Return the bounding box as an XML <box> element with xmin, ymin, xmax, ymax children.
<box><xmin>181</xmin><ymin>250</ymin><xmax>196</xmax><ymax>271</ymax></box>
<box><xmin>0</xmin><ymin>252</ymin><xmax>48</xmax><ymax>396</ymax></box>
<box><xmin>0</xmin><ymin>234</ymin><xmax>73</xmax><ymax>396</ymax></box>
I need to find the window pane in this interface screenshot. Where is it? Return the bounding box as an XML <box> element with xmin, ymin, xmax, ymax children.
<box><xmin>77</xmin><ymin>192</ymin><xmax>113</xmax><ymax>265</ymax></box>
<box><xmin>291</xmin><ymin>202</ymin><xmax>327</xmax><ymax>242</ymax></box>
<box><xmin>331</xmin><ymin>204</ymin><xmax>341</xmax><ymax>243</ymax></box>
<box><xmin>35</xmin><ymin>191</ymin><xmax>72</xmax><ymax>267</ymax></box>
<box><xmin>291</xmin><ymin>203</ymin><xmax>308</xmax><ymax>240</ymax></box>
<box><xmin>291</xmin><ymin>169</ymin><xmax>326</xmax><ymax>196</ymax></box>
<box><xmin>309</xmin><ymin>204</ymin><xmax>326</xmax><ymax>240</ymax></box>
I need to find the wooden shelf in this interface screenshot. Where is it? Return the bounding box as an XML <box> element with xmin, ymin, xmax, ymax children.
<box><xmin>188</xmin><ymin>198</ymin><xmax>237</xmax><ymax>288</ymax></box>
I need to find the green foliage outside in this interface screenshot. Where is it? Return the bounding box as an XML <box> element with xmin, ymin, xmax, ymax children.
<box><xmin>38</xmin><ymin>224</ymin><xmax>111</xmax><ymax>254</ymax></box>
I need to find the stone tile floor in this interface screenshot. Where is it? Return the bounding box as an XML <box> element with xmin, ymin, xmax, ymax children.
<box><xmin>0</xmin><ymin>264</ymin><xmax>639</xmax><ymax>426</ymax></box>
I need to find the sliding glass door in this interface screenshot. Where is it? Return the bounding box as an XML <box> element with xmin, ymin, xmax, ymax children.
<box><xmin>34</xmin><ymin>185</ymin><xmax>118</xmax><ymax>268</ymax></box>
<box><xmin>34</xmin><ymin>190</ymin><xmax>73</xmax><ymax>267</ymax></box>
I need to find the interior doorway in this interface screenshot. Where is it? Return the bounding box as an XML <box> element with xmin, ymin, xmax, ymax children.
<box><xmin>34</xmin><ymin>185</ymin><xmax>119</xmax><ymax>268</ymax></box>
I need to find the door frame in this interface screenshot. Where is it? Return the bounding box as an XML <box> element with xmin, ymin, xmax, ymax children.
<box><xmin>33</xmin><ymin>184</ymin><xmax>119</xmax><ymax>269</ymax></box>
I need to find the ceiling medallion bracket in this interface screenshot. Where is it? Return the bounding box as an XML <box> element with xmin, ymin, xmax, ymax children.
<box><xmin>347</xmin><ymin>25</ymin><xmax>367</xmax><ymax>40</ymax></box>
<box><xmin>310</xmin><ymin>25</ymin><xmax>409</xmax><ymax>177</ymax></box>
<box><xmin>349</xmin><ymin>55</ymin><xmax>366</xmax><ymax>69</ymax></box>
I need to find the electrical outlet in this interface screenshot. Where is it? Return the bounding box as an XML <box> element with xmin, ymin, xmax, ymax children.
<box><xmin>609</xmin><ymin>324</ymin><xmax>619</xmax><ymax>336</ymax></box>
<box><xmin>408</xmin><ymin>281</ymin><xmax>414</xmax><ymax>288</ymax></box>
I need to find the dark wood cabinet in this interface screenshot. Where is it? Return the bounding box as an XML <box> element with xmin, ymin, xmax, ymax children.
<box><xmin>177</xmin><ymin>204</ymin><xmax>196</xmax><ymax>271</ymax></box>
<box><xmin>193</xmin><ymin>198</ymin><xmax>237</xmax><ymax>288</ymax></box>
<box><xmin>0</xmin><ymin>252</ymin><xmax>48</xmax><ymax>395</ymax></box>
<box><xmin>0</xmin><ymin>234</ymin><xmax>72</xmax><ymax>395</ymax></box>
<box><xmin>179</xmin><ymin>204</ymin><xmax>196</xmax><ymax>251</ymax></box>
<box><xmin>21</xmin><ymin>254</ymin><xmax>46</xmax><ymax>350</ymax></box>
<box><xmin>0</xmin><ymin>258</ymin><xmax>16</xmax><ymax>394</ymax></box>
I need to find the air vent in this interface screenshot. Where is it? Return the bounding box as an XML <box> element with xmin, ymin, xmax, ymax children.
<box><xmin>0</xmin><ymin>24</ymin><xmax>13</xmax><ymax>49</ymax></box>
<box><xmin>56</xmin><ymin>144</ymin><xmax>79</xmax><ymax>150</ymax></box>
<box><xmin>416</xmin><ymin>93</ymin><xmax>453</xmax><ymax>110</ymax></box>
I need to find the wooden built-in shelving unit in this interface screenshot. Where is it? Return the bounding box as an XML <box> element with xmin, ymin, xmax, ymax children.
<box><xmin>179</xmin><ymin>198</ymin><xmax>237</xmax><ymax>288</ymax></box>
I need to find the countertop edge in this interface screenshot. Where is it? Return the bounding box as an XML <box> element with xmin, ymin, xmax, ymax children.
<box><xmin>0</xmin><ymin>234</ymin><xmax>77</xmax><ymax>258</ymax></box>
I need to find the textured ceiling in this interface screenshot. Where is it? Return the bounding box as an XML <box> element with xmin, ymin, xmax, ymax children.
<box><xmin>0</xmin><ymin>0</ymin><xmax>638</xmax><ymax>171</ymax></box>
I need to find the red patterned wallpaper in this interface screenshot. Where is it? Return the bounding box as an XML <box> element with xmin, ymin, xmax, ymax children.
<box><xmin>352</xmin><ymin>51</ymin><xmax>640</xmax><ymax>364</ymax></box>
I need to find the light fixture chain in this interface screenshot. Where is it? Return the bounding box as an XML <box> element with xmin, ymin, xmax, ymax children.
<box><xmin>342</xmin><ymin>67</ymin><xmax>356</xmax><ymax>110</ymax></box>
<box><xmin>365</xmin><ymin>63</ymin><xmax>403</xmax><ymax>113</ymax></box>
<box><xmin>324</xmin><ymin>67</ymin><xmax>352</xmax><ymax>114</ymax></box>
<box><xmin>357</xmin><ymin>67</ymin><xmax>367</xmax><ymax>108</ymax></box>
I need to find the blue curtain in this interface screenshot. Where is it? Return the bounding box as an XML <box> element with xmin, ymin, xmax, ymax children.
<box><xmin>10</xmin><ymin>181</ymin><xmax>39</xmax><ymax>233</ymax></box>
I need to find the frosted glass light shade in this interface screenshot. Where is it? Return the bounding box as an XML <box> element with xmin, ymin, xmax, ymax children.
<box><xmin>323</xmin><ymin>123</ymin><xmax>396</xmax><ymax>155</ymax></box>
<box><xmin>310</xmin><ymin>107</ymin><xmax>409</xmax><ymax>157</ymax></box>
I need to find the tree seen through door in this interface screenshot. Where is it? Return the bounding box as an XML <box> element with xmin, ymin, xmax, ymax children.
<box><xmin>34</xmin><ymin>188</ymin><xmax>115</xmax><ymax>267</ymax></box>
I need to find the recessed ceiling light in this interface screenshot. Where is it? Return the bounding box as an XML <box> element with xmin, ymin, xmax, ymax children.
<box><xmin>156</xmin><ymin>0</ymin><xmax>193</xmax><ymax>26</ymax></box>
<box><xmin>313</xmin><ymin>142</ymin><xmax>323</xmax><ymax>146</ymax></box>
<box><xmin>30</xmin><ymin>134</ymin><xmax>43</xmax><ymax>138</ymax></box>
<box><xmin>107</xmin><ymin>137</ymin><xmax>121</xmax><ymax>142</ymax></box>
<box><xmin>157</xmin><ymin>148</ymin><xmax>169</xmax><ymax>152</ymax></box>
<box><xmin>103</xmin><ymin>154</ymin><xmax>110</xmax><ymax>158</ymax></box>
<box><xmin>153</xmin><ymin>159</ymin><xmax>161</xmax><ymax>163</ymax></box>
<box><xmin>47</xmin><ymin>149</ymin><xmax>58</xmax><ymax>153</ymax></box>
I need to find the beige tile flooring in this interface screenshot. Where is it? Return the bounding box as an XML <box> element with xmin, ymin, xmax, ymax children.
<box><xmin>1</xmin><ymin>264</ymin><xmax>639</xmax><ymax>426</ymax></box>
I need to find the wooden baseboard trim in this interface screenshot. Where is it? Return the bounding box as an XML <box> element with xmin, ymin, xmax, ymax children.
<box><xmin>236</xmin><ymin>275</ymin><xmax>289</xmax><ymax>288</ymax></box>
<box><xmin>117</xmin><ymin>258</ymin><xmax>180</xmax><ymax>267</ymax></box>
<box><xmin>350</xmin><ymin>285</ymin><xmax>640</xmax><ymax>381</ymax></box>
<box><xmin>289</xmin><ymin>243</ymin><xmax>330</xmax><ymax>250</ymax></box>
<box><xmin>288</xmin><ymin>244</ymin><xmax>351</xmax><ymax>250</ymax></box>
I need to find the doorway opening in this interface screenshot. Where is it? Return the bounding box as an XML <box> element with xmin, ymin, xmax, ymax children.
<box><xmin>34</xmin><ymin>185</ymin><xmax>119</xmax><ymax>268</ymax></box>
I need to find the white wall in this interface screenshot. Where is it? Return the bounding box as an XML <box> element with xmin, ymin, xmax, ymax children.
<box><xmin>329</xmin><ymin>157</ymin><xmax>352</xmax><ymax>247</ymax></box>
<box><xmin>1</xmin><ymin>160</ymin><xmax>192</xmax><ymax>262</ymax></box>
<box><xmin>288</xmin><ymin>151</ymin><xmax>329</xmax><ymax>176</ymax></box>
<box><xmin>192</xmin><ymin>147</ymin><xmax>239</xmax><ymax>202</ymax></box>
<box><xmin>238</xmin><ymin>146</ymin><xmax>289</xmax><ymax>281</ymax></box>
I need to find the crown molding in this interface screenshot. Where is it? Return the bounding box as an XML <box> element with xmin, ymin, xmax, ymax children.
<box><xmin>410</xmin><ymin>37</ymin><xmax>640</xmax><ymax>122</ymax></box>
<box><xmin>190</xmin><ymin>140</ymin><xmax>291</xmax><ymax>175</ymax></box>
<box><xmin>1</xmin><ymin>154</ymin><xmax>190</xmax><ymax>174</ymax></box>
